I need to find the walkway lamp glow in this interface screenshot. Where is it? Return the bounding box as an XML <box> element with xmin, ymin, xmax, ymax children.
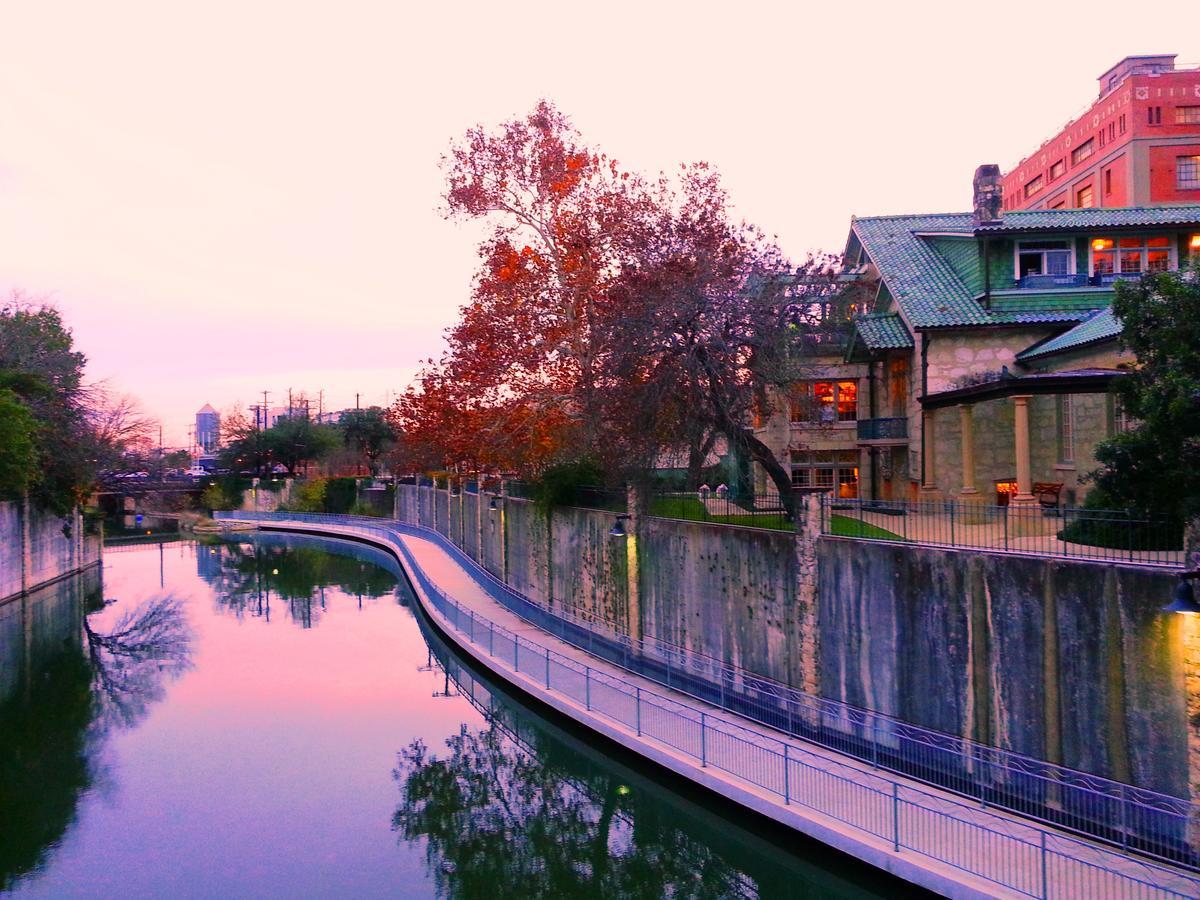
<box><xmin>1163</xmin><ymin>571</ymin><xmax>1200</xmax><ymax>614</ymax></box>
<box><xmin>608</xmin><ymin>514</ymin><xmax>630</xmax><ymax>538</ymax></box>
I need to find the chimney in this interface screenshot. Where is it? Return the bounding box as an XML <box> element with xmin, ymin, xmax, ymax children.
<box><xmin>973</xmin><ymin>164</ymin><xmax>1003</xmax><ymax>227</ymax></box>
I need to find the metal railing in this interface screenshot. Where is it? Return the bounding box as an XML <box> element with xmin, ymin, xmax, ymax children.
<box><xmin>218</xmin><ymin>509</ymin><xmax>1199</xmax><ymax>876</ymax></box>
<box><xmin>857</xmin><ymin>417</ymin><xmax>908</xmax><ymax>442</ymax></box>
<box><xmin>824</xmin><ymin>497</ymin><xmax>1184</xmax><ymax>568</ymax></box>
<box><xmin>215</xmin><ymin>510</ymin><xmax>1200</xmax><ymax>899</ymax></box>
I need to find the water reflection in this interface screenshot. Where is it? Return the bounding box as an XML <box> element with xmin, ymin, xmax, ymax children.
<box><xmin>396</xmin><ymin>617</ymin><xmax>893</xmax><ymax>900</ymax></box>
<box><xmin>0</xmin><ymin>571</ymin><xmax>192</xmax><ymax>892</ymax></box>
<box><xmin>194</xmin><ymin>534</ymin><xmax>406</xmax><ymax>627</ymax></box>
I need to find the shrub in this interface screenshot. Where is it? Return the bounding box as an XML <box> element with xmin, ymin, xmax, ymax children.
<box><xmin>1057</xmin><ymin>485</ymin><xmax>1182</xmax><ymax>551</ymax></box>
<box><xmin>322</xmin><ymin>477</ymin><xmax>359</xmax><ymax>514</ymax></box>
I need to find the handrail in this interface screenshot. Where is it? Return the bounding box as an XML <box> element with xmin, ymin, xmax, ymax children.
<box><xmin>216</xmin><ymin>510</ymin><xmax>1200</xmax><ymax>879</ymax></box>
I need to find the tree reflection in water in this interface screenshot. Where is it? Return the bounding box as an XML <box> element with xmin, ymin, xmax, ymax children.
<box><xmin>197</xmin><ymin>536</ymin><xmax>401</xmax><ymax>628</ymax></box>
<box><xmin>0</xmin><ymin>584</ymin><xmax>193</xmax><ymax>891</ymax></box>
<box><xmin>393</xmin><ymin>660</ymin><xmax>761</xmax><ymax>898</ymax></box>
<box><xmin>85</xmin><ymin>594</ymin><xmax>193</xmax><ymax>731</ymax></box>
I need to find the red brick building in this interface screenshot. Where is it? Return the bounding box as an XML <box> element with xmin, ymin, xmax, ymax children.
<box><xmin>1002</xmin><ymin>55</ymin><xmax>1200</xmax><ymax>211</ymax></box>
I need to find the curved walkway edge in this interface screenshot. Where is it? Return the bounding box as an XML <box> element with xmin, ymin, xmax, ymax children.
<box><xmin>216</xmin><ymin>511</ymin><xmax>1200</xmax><ymax>900</ymax></box>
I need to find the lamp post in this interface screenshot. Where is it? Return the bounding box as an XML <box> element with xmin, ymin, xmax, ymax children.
<box><xmin>1163</xmin><ymin>570</ymin><xmax>1200</xmax><ymax>614</ymax></box>
<box><xmin>609</xmin><ymin>514</ymin><xmax>630</xmax><ymax>538</ymax></box>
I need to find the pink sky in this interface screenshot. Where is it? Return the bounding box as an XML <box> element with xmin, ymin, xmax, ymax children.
<box><xmin>0</xmin><ymin>3</ymin><xmax>1186</xmax><ymax>444</ymax></box>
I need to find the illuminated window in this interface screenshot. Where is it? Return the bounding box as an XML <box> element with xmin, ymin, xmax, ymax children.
<box><xmin>1178</xmin><ymin>106</ymin><xmax>1200</xmax><ymax>125</ymax></box>
<box><xmin>790</xmin><ymin>381</ymin><xmax>857</xmax><ymax>424</ymax></box>
<box><xmin>1091</xmin><ymin>235</ymin><xmax>1174</xmax><ymax>275</ymax></box>
<box><xmin>1178</xmin><ymin>155</ymin><xmax>1200</xmax><ymax>190</ymax></box>
<box><xmin>1076</xmin><ymin>184</ymin><xmax>1094</xmax><ymax>208</ymax></box>
<box><xmin>789</xmin><ymin>450</ymin><xmax>858</xmax><ymax>496</ymax></box>
<box><xmin>1071</xmin><ymin>140</ymin><xmax>1094</xmax><ymax>166</ymax></box>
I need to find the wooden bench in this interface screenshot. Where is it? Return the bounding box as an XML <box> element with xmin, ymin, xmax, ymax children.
<box><xmin>1033</xmin><ymin>482</ymin><xmax>1064</xmax><ymax>510</ymax></box>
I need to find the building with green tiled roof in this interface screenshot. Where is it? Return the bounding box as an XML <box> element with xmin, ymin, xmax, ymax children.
<box><xmin>753</xmin><ymin>188</ymin><xmax>1200</xmax><ymax>508</ymax></box>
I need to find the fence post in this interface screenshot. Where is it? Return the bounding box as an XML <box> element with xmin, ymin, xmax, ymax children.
<box><xmin>514</xmin><ymin>633</ymin><xmax>519</xmax><ymax>671</ymax></box>
<box><xmin>636</xmin><ymin>687</ymin><xmax>642</xmax><ymax>736</ymax></box>
<box><xmin>585</xmin><ymin>667</ymin><xmax>591</xmax><ymax>711</ymax></box>
<box><xmin>489</xmin><ymin>620</ymin><xmax>494</xmax><ymax>656</ymax></box>
<box><xmin>1040</xmin><ymin>830</ymin><xmax>1048</xmax><ymax>899</ymax></box>
<box><xmin>892</xmin><ymin>782</ymin><xmax>901</xmax><ymax>852</ymax></box>
<box><xmin>545</xmin><ymin>647</ymin><xmax>551</xmax><ymax>689</ymax></box>
<box><xmin>949</xmin><ymin>499</ymin><xmax>956</xmax><ymax>547</ymax></box>
<box><xmin>701</xmin><ymin>713</ymin><xmax>707</xmax><ymax>767</ymax></box>
<box><xmin>783</xmin><ymin>744</ymin><xmax>790</xmax><ymax>805</ymax></box>
<box><xmin>1120</xmin><ymin>784</ymin><xmax>1129</xmax><ymax>851</ymax></box>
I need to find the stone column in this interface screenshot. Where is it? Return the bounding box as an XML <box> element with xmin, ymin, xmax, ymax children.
<box><xmin>921</xmin><ymin>410</ymin><xmax>938</xmax><ymax>493</ymax></box>
<box><xmin>958</xmin><ymin>404</ymin><xmax>987</xmax><ymax>523</ymax></box>
<box><xmin>625</xmin><ymin>483</ymin><xmax>642</xmax><ymax>643</ymax></box>
<box><xmin>794</xmin><ymin>492</ymin><xmax>822</xmax><ymax>696</ymax></box>
<box><xmin>1009</xmin><ymin>394</ymin><xmax>1042</xmax><ymax>535</ymax></box>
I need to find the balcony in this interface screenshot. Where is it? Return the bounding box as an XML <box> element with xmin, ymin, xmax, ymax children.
<box><xmin>1012</xmin><ymin>272</ymin><xmax>1147</xmax><ymax>290</ymax></box>
<box><xmin>857</xmin><ymin>417</ymin><xmax>908</xmax><ymax>444</ymax></box>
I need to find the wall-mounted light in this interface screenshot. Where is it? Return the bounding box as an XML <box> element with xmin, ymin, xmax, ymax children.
<box><xmin>489</xmin><ymin>496</ymin><xmax>499</xmax><ymax>512</ymax></box>
<box><xmin>1092</xmin><ymin>238</ymin><xmax>1114</xmax><ymax>252</ymax></box>
<box><xmin>1190</xmin><ymin>233</ymin><xmax>1200</xmax><ymax>251</ymax></box>
<box><xmin>1163</xmin><ymin>571</ymin><xmax>1200</xmax><ymax>614</ymax></box>
<box><xmin>608</xmin><ymin>514</ymin><xmax>630</xmax><ymax>538</ymax></box>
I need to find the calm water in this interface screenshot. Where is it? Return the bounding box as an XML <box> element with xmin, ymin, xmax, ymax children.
<box><xmin>0</xmin><ymin>534</ymin><xmax>903</xmax><ymax>898</ymax></box>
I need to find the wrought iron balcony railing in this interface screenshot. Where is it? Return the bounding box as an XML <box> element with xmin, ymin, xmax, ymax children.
<box><xmin>856</xmin><ymin>417</ymin><xmax>908</xmax><ymax>442</ymax></box>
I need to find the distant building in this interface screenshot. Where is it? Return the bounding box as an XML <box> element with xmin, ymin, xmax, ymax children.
<box><xmin>1002</xmin><ymin>54</ymin><xmax>1200</xmax><ymax>211</ymax></box>
<box><xmin>195</xmin><ymin>404</ymin><xmax>221</xmax><ymax>453</ymax></box>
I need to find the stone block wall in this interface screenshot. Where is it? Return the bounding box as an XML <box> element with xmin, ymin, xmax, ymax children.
<box><xmin>1</xmin><ymin>500</ymin><xmax>98</xmax><ymax>603</ymax></box>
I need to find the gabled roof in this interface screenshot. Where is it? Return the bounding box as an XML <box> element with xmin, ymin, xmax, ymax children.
<box><xmin>197</xmin><ymin>403</ymin><xmax>218</xmax><ymax>414</ymax></box>
<box><xmin>1016</xmin><ymin>306</ymin><xmax>1123</xmax><ymax>361</ymax></box>
<box><xmin>854</xmin><ymin>313</ymin><xmax>913</xmax><ymax>350</ymax></box>
<box><xmin>850</xmin><ymin>205</ymin><xmax>1200</xmax><ymax>330</ymax></box>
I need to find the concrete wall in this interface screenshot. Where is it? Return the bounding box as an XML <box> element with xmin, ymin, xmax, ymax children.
<box><xmin>396</xmin><ymin>483</ymin><xmax>1193</xmax><ymax>795</ymax></box>
<box><xmin>0</xmin><ymin>500</ymin><xmax>101</xmax><ymax>602</ymax></box>
<box><xmin>818</xmin><ymin>537</ymin><xmax>1188</xmax><ymax>795</ymax></box>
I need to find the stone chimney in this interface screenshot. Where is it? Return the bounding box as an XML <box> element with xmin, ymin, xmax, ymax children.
<box><xmin>973</xmin><ymin>165</ymin><xmax>1003</xmax><ymax>227</ymax></box>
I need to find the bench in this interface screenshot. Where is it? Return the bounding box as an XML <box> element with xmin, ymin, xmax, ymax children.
<box><xmin>1033</xmin><ymin>482</ymin><xmax>1064</xmax><ymax>511</ymax></box>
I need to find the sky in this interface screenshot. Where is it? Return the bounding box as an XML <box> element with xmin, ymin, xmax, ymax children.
<box><xmin>0</xmin><ymin>2</ymin><xmax>1190</xmax><ymax>445</ymax></box>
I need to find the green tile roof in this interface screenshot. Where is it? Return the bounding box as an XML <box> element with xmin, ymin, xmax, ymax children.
<box><xmin>977</xmin><ymin>205</ymin><xmax>1200</xmax><ymax>233</ymax></box>
<box><xmin>853</xmin><ymin>313</ymin><xmax>913</xmax><ymax>350</ymax></box>
<box><xmin>851</xmin><ymin>205</ymin><xmax>1200</xmax><ymax>329</ymax></box>
<box><xmin>1016</xmin><ymin>307</ymin><xmax>1122</xmax><ymax>361</ymax></box>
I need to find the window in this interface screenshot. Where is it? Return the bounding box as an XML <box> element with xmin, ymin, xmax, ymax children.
<box><xmin>1099</xmin><ymin>128</ymin><xmax>1106</xmax><ymax>148</ymax></box>
<box><xmin>1091</xmin><ymin>235</ymin><xmax>1173</xmax><ymax>275</ymax></box>
<box><xmin>1119</xmin><ymin>114</ymin><xmax>1127</xmax><ymax>135</ymax></box>
<box><xmin>1148</xmin><ymin>106</ymin><xmax>1162</xmax><ymax>126</ymax></box>
<box><xmin>1049</xmin><ymin>198</ymin><xmax>1066</xmax><ymax>209</ymax></box>
<box><xmin>1077</xmin><ymin>184</ymin><xmax>1095</xmax><ymax>208</ymax></box>
<box><xmin>1049</xmin><ymin>159</ymin><xmax>1065</xmax><ymax>181</ymax></box>
<box><xmin>1179</xmin><ymin>155</ymin><xmax>1200</xmax><ymax>190</ymax></box>
<box><xmin>1104</xmin><ymin>168</ymin><xmax>1113</xmax><ymax>195</ymax></box>
<box><xmin>1016</xmin><ymin>240</ymin><xmax>1073</xmax><ymax>278</ymax></box>
<box><xmin>1111</xmin><ymin>395</ymin><xmax>1134</xmax><ymax>435</ymax></box>
<box><xmin>1024</xmin><ymin>175</ymin><xmax>1043</xmax><ymax>199</ymax></box>
<box><xmin>790</xmin><ymin>450</ymin><xmax>859</xmax><ymax>497</ymax></box>
<box><xmin>1071</xmin><ymin>140</ymin><xmax>1094</xmax><ymax>166</ymax></box>
<box><xmin>1178</xmin><ymin>106</ymin><xmax>1200</xmax><ymax>125</ymax></box>
<box><xmin>789</xmin><ymin>381</ymin><xmax>858</xmax><ymax>424</ymax></box>
<box><xmin>1057</xmin><ymin>396</ymin><xmax>1074</xmax><ymax>464</ymax></box>
<box><xmin>1108</xmin><ymin>122</ymin><xmax>1116</xmax><ymax>142</ymax></box>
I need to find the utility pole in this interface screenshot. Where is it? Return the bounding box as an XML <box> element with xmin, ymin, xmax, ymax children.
<box><xmin>355</xmin><ymin>392</ymin><xmax>360</xmax><ymax>410</ymax></box>
<box><xmin>288</xmin><ymin>388</ymin><xmax>293</xmax><ymax>418</ymax></box>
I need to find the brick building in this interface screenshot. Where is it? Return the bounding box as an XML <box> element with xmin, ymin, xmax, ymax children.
<box><xmin>1003</xmin><ymin>54</ymin><xmax>1200</xmax><ymax>212</ymax></box>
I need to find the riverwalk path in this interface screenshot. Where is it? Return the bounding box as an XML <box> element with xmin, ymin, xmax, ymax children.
<box><xmin>215</xmin><ymin>511</ymin><xmax>1200</xmax><ymax>899</ymax></box>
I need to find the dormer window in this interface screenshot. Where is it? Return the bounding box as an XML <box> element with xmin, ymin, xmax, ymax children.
<box><xmin>1016</xmin><ymin>240</ymin><xmax>1073</xmax><ymax>279</ymax></box>
<box><xmin>1090</xmin><ymin>236</ymin><xmax>1173</xmax><ymax>277</ymax></box>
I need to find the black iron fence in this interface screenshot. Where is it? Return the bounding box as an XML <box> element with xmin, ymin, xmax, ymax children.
<box><xmin>825</xmin><ymin>497</ymin><xmax>1184</xmax><ymax>567</ymax></box>
<box><xmin>649</xmin><ymin>488</ymin><xmax>792</xmax><ymax>532</ymax></box>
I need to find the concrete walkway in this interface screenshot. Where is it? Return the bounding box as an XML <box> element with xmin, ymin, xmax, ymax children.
<box><xmin>224</xmin><ymin>513</ymin><xmax>1199</xmax><ymax>899</ymax></box>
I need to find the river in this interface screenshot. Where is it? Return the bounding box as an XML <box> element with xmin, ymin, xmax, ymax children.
<box><xmin>0</xmin><ymin>533</ymin><xmax>908</xmax><ymax>898</ymax></box>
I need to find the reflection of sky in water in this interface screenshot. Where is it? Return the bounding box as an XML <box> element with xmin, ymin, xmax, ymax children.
<box><xmin>5</xmin><ymin>536</ymin><xmax>897</xmax><ymax>899</ymax></box>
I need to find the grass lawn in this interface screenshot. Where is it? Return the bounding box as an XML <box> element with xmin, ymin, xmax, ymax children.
<box><xmin>647</xmin><ymin>495</ymin><xmax>793</xmax><ymax>532</ymax></box>
<box><xmin>828</xmin><ymin>513</ymin><xmax>903</xmax><ymax>541</ymax></box>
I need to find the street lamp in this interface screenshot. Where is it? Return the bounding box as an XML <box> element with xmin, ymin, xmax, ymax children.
<box><xmin>608</xmin><ymin>514</ymin><xmax>630</xmax><ymax>538</ymax></box>
<box><xmin>1163</xmin><ymin>571</ymin><xmax>1200</xmax><ymax>614</ymax></box>
<box><xmin>489</xmin><ymin>496</ymin><xmax>499</xmax><ymax>512</ymax></box>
